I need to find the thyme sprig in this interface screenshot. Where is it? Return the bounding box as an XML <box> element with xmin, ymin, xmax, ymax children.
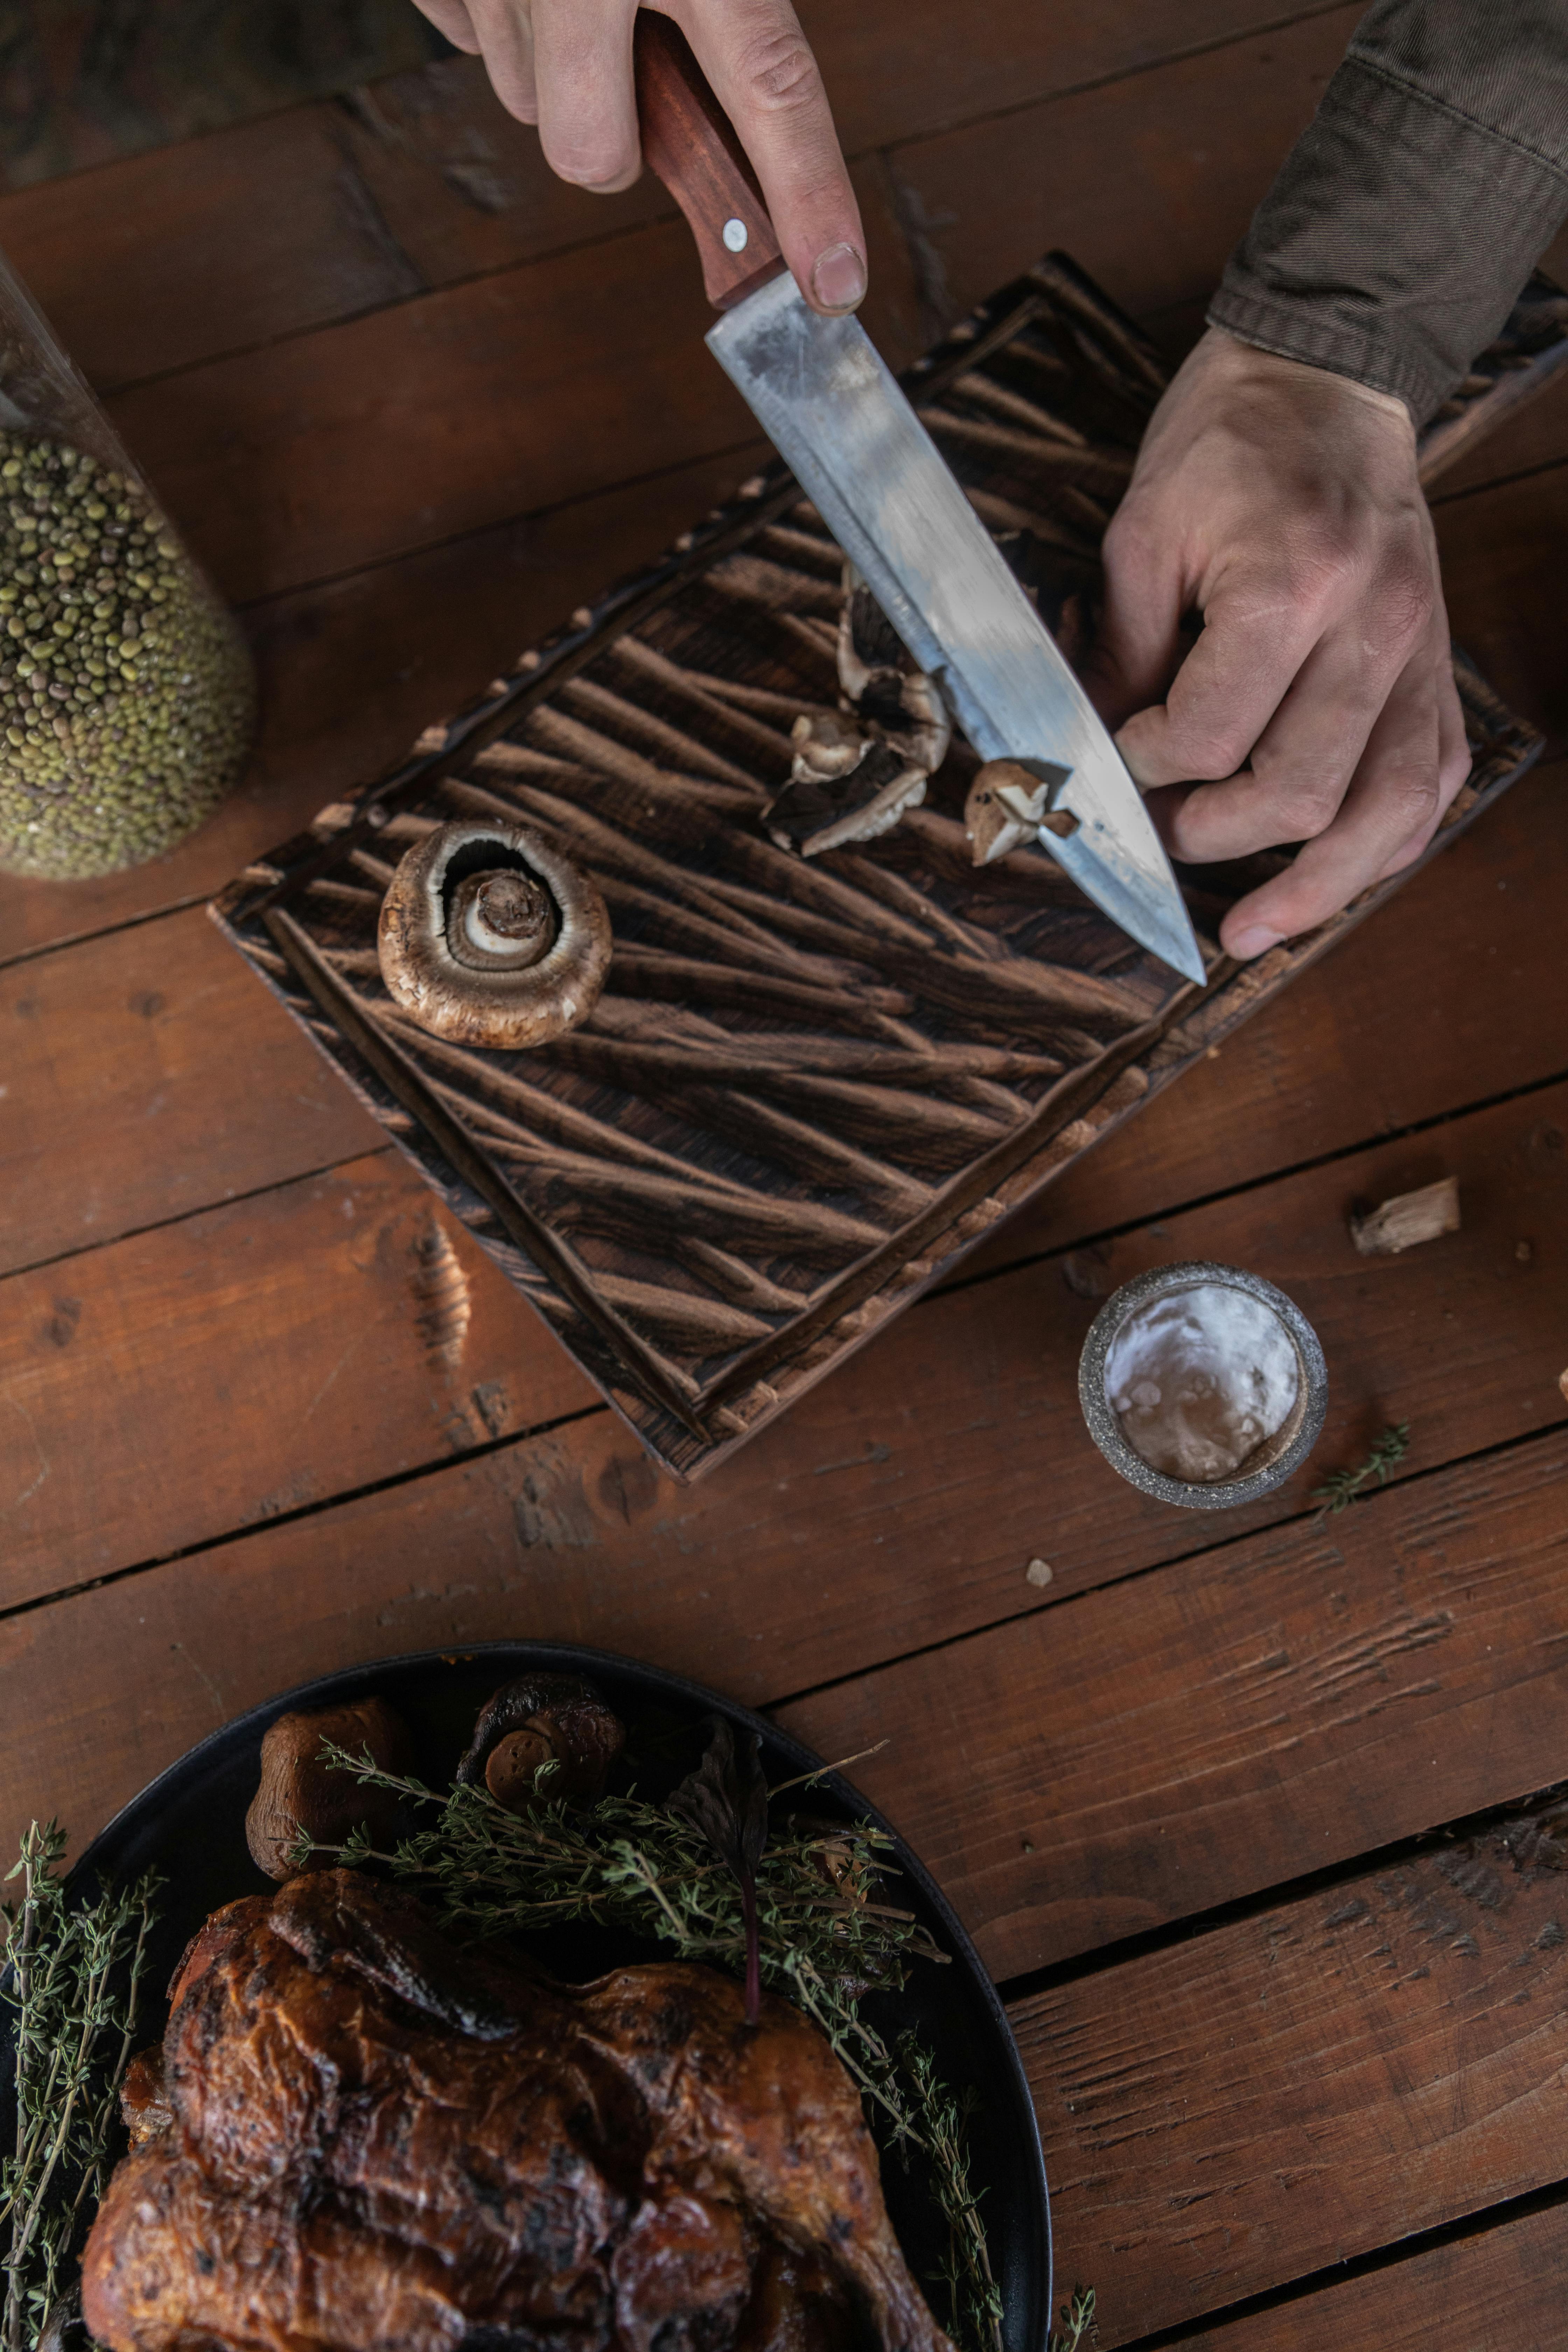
<box><xmin>1048</xmin><ymin>2286</ymin><xmax>1098</xmax><ymax>2351</ymax></box>
<box><xmin>0</xmin><ymin>1822</ymin><xmax>161</xmax><ymax>2352</ymax></box>
<box><xmin>1312</xmin><ymin>1420</ymin><xmax>1411</xmax><ymax>1515</ymax></box>
<box><xmin>295</xmin><ymin>1745</ymin><xmax>1008</xmax><ymax>2352</ymax></box>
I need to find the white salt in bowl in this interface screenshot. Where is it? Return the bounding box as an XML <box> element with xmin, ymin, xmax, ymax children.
<box><xmin>1077</xmin><ymin>1261</ymin><xmax>1328</xmax><ymax>1511</ymax></box>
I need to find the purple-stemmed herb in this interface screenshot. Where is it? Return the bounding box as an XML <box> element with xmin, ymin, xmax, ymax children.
<box><xmin>668</xmin><ymin>1717</ymin><xmax>769</xmax><ymax>2023</ymax></box>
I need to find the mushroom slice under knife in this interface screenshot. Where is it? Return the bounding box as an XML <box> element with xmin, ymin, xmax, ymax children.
<box><xmin>765</xmin><ymin>566</ymin><xmax>950</xmax><ymax>859</ymax></box>
<box><xmin>377</xmin><ymin>818</ymin><xmax>611</xmax><ymax>1049</ymax></box>
<box><xmin>964</xmin><ymin>758</ymin><xmax>1082</xmax><ymax>867</ymax></box>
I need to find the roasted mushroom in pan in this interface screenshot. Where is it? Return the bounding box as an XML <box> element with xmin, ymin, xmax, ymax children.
<box><xmin>766</xmin><ymin>566</ymin><xmax>950</xmax><ymax>858</ymax></box>
<box><xmin>456</xmin><ymin>1672</ymin><xmax>626</xmax><ymax>1811</ymax></box>
<box><xmin>245</xmin><ymin>1696</ymin><xmax>414</xmax><ymax>1880</ymax></box>
<box><xmin>377</xmin><ymin>819</ymin><xmax>611</xmax><ymax>1049</ymax></box>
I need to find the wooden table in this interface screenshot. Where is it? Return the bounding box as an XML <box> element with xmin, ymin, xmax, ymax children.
<box><xmin>4</xmin><ymin>10</ymin><xmax>1567</xmax><ymax>2345</ymax></box>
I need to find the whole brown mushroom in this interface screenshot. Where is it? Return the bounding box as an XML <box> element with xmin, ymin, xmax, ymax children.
<box><xmin>456</xmin><ymin>1673</ymin><xmax>625</xmax><ymax>1813</ymax></box>
<box><xmin>245</xmin><ymin>1696</ymin><xmax>413</xmax><ymax>1881</ymax></box>
<box><xmin>377</xmin><ymin>819</ymin><xmax>611</xmax><ymax>1049</ymax></box>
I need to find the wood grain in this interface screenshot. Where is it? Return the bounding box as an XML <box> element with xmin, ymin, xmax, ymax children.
<box><xmin>0</xmin><ymin>1154</ymin><xmax>593</xmax><ymax>1601</ymax></box>
<box><xmin>0</xmin><ymin>6</ymin><xmax>1353</xmax><ymax>394</ymax></box>
<box><xmin>960</xmin><ymin>750</ymin><xmax>1568</xmax><ymax>1282</ymax></box>
<box><xmin>106</xmin><ymin>218</ymin><xmax>749</xmax><ymax>605</ymax></box>
<box><xmin>0</xmin><ymin>908</ymin><xmax>378</xmax><ymax>1278</ymax></box>
<box><xmin>3</xmin><ymin>1070</ymin><xmax>1565</xmax><ymax>1830</ymax></box>
<box><xmin>103</xmin><ymin>156</ymin><xmax>913</xmax><ymax>609</ymax></box>
<box><xmin>1016</xmin><ymin>1807</ymin><xmax>1568</xmax><ymax>2340</ymax></box>
<box><xmin>1438</xmin><ymin>458</ymin><xmax>1568</xmax><ymax>748</ymax></box>
<box><xmin>886</xmin><ymin>7</ymin><xmax>1362</xmax><ymax>327</ymax></box>
<box><xmin>1174</xmin><ymin>2201</ymin><xmax>1568</xmax><ymax>2351</ymax></box>
<box><xmin>779</xmin><ymin>1423</ymin><xmax>1568</xmax><ymax>1978</ymax></box>
<box><xmin>634</xmin><ymin>16</ymin><xmax>783</xmax><ymax>311</ymax></box>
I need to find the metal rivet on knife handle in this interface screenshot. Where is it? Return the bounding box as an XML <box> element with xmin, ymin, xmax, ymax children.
<box><xmin>633</xmin><ymin>16</ymin><xmax>784</xmax><ymax>311</ymax></box>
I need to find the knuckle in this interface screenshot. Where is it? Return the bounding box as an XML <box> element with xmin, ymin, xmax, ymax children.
<box><xmin>736</xmin><ymin>27</ymin><xmax>823</xmax><ymax>112</ymax></box>
<box><xmin>1383</xmin><ymin>767</ymin><xmax>1440</xmax><ymax>831</ymax></box>
<box><xmin>1365</xmin><ymin>553</ymin><xmax>1434</xmax><ymax>656</ymax></box>
<box><xmin>1169</xmin><ymin>721</ymin><xmax>1251</xmax><ymax>780</ymax></box>
<box><xmin>1273</xmin><ymin>776</ymin><xmax>1344</xmax><ymax>840</ymax></box>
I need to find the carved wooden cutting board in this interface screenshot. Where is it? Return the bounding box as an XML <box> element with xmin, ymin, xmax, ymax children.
<box><xmin>212</xmin><ymin>254</ymin><xmax>1555</xmax><ymax>1477</ymax></box>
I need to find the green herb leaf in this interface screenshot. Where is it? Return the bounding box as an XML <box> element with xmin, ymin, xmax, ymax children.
<box><xmin>1</xmin><ymin>1821</ymin><xmax>161</xmax><ymax>2352</ymax></box>
<box><xmin>1312</xmin><ymin>1420</ymin><xmax>1411</xmax><ymax>1516</ymax></box>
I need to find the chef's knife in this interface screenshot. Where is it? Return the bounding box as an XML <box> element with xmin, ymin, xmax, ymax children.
<box><xmin>633</xmin><ymin>16</ymin><xmax>1205</xmax><ymax>986</ymax></box>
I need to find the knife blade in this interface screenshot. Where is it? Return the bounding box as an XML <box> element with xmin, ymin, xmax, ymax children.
<box><xmin>634</xmin><ymin>19</ymin><xmax>1205</xmax><ymax>986</ymax></box>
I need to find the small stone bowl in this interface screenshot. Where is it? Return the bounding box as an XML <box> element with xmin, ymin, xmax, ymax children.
<box><xmin>1077</xmin><ymin>1260</ymin><xmax>1328</xmax><ymax>1511</ymax></box>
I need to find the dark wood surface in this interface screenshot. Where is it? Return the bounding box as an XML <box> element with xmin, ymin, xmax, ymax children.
<box><xmin>5</xmin><ymin>8</ymin><xmax>1568</xmax><ymax>2344</ymax></box>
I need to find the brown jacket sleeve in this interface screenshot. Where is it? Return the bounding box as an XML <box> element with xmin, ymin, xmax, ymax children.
<box><xmin>1208</xmin><ymin>0</ymin><xmax>1568</xmax><ymax>420</ymax></box>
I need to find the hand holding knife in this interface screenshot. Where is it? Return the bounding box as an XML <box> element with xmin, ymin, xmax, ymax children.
<box><xmin>632</xmin><ymin>13</ymin><xmax>1206</xmax><ymax>985</ymax></box>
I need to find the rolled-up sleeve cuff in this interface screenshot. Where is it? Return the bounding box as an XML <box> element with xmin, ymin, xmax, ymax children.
<box><xmin>1208</xmin><ymin>56</ymin><xmax>1568</xmax><ymax>421</ymax></box>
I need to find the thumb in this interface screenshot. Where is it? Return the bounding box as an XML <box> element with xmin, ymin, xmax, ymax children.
<box><xmin>1083</xmin><ymin>508</ymin><xmax>1184</xmax><ymax>733</ymax></box>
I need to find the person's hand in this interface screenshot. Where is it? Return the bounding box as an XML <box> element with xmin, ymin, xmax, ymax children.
<box><xmin>411</xmin><ymin>0</ymin><xmax>867</xmax><ymax>315</ymax></box>
<box><xmin>1090</xmin><ymin>326</ymin><xmax>1470</xmax><ymax>961</ymax></box>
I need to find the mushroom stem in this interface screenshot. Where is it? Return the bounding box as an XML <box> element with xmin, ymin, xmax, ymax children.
<box><xmin>448</xmin><ymin>869</ymin><xmax>557</xmax><ymax>970</ymax></box>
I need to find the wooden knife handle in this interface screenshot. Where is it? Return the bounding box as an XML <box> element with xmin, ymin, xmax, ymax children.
<box><xmin>634</xmin><ymin>14</ymin><xmax>786</xmax><ymax>310</ymax></box>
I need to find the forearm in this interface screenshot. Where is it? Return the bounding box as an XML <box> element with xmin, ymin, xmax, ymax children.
<box><xmin>1210</xmin><ymin>0</ymin><xmax>1568</xmax><ymax>420</ymax></box>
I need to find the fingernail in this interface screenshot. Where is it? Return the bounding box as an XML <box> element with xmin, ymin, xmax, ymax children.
<box><xmin>1228</xmin><ymin>926</ymin><xmax>1280</xmax><ymax>960</ymax></box>
<box><xmin>810</xmin><ymin>243</ymin><xmax>866</xmax><ymax>313</ymax></box>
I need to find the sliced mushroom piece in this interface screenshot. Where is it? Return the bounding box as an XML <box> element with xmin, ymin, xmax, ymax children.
<box><xmin>768</xmin><ymin>741</ymin><xmax>930</xmax><ymax>858</ymax></box>
<box><xmin>835</xmin><ymin>572</ymin><xmax>908</xmax><ymax>704</ymax></box>
<box><xmin>377</xmin><ymin>819</ymin><xmax>611</xmax><ymax>1050</ymax></box>
<box><xmin>834</xmin><ymin>570</ymin><xmax>952</xmax><ymax>776</ymax></box>
<box><xmin>245</xmin><ymin>1696</ymin><xmax>414</xmax><ymax>1881</ymax></box>
<box><xmin>765</xmin><ymin>568</ymin><xmax>950</xmax><ymax>858</ymax></box>
<box><xmin>789</xmin><ymin>708</ymin><xmax>868</xmax><ymax>781</ymax></box>
<box><xmin>456</xmin><ymin>1672</ymin><xmax>626</xmax><ymax>1812</ymax></box>
<box><xmin>964</xmin><ymin>758</ymin><xmax>1081</xmax><ymax>867</ymax></box>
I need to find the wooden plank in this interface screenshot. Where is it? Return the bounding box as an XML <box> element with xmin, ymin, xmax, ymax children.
<box><xmin>107</xmin><ymin>218</ymin><xmax>746</xmax><ymax>605</ymax></box>
<box><xmin>0</xmin><ymin>908</ymin><xmax>379</xmax><ymax>1279</ymax></box>
<box><xmin>3</xmin><ymin>1074</ymin><xmax>1565</xmax><ymax>1841</ymax></box>
<box><xmin>0</xmin><ymin>1152</ymin><xmax>594</xmax><ymax>1599</ymax></box>
<box><xmin>885</xmin><ymin>7</ymin><xmax>1363</xmax><ymax>329</ymax></box>
<box><xmin>0</xmin><ymin>443</ymin><xmax>760</xmax><ymax>967</ymax></box>
<box><xmin>778</xmin><ymin>1424</ymin><xmax>1568</xmax><ymax>1979</ymax></box>
<box><xmin>1437</xmin><ymin>460</ymin><xmax>1568</xmax><ymax>749</ymax></box>
<box><xmin>959</xmin><ymin>751</ymin><xmax>1568</xmax><ymax>1282</ymax></box>
<box><xmin>104</xmin><ymin>159</ymin><xmax>915</xmax><ymax>608</ymax></box>
<box><xmin>0</xmin><ymin>8</ymin><xmax>1348</xmax><ymax>393</ymax></box>
<box><xmin>7</xmin><ymin>737</ymin><xmax>1562</xmax><ymax>1307</ymax></box>
<box><xmin>1173</xmin><ymin>2202</ymin><xmax>1568</xmax><ymax>2351</ymax></box>
<box><xmin>0</xmin><ymin>105</ymin><xmax>439</xmax><ymax>393</ymax></box>
<box><xmin>1013</xmin><ymin>1802</ymin><xmax>1568</xmax><ymax>2341</ymax></box>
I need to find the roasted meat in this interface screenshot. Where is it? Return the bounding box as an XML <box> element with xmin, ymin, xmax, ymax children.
<box><xmin>82</xmin><ymin>1870</ymin><xmax>955</xmax><ymax>2352</ymax></box>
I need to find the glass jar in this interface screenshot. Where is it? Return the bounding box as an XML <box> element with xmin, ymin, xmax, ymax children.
<box><xmin>0</xmin><ymin>247</ymin><xmax>255</xmax><ymax>879</ymax></box>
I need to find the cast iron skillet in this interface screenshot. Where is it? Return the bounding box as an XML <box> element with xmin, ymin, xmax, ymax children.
<box><xmin>32</xmin><ymin>1643</ymin><xmax>1053</xmax><ymax>2352</ymax></box>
